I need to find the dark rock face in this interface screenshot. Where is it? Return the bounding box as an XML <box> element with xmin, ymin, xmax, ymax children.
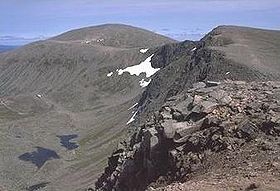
<box><xmin>94</xmin><ymin>81</ymin><xmax>280</xmax><ymax>191</ymax></box>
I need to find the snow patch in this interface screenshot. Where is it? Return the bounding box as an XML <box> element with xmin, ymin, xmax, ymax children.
<box><xmin>107</xmin><ymin>72</ymin><xmax>113</xmax><ymax>77</ymax></box>
<box><xmin>191</xmin><ymin>47</ymin><xmax>197</xmax><ymax>52</ymax></box>
<box><xmin>127</xmin><ymin>111</ymin><xmax>138</xmax><ymax>125</ymax></box>
<box><xmin>139</xmin><ymin>79</ymin><xmax>151</xmax><ymax>88</ymax></box>
<box><xmin>36</xmin><ymin>94</ymin><xmax>42</xmax><ymax>98</ymax></box>
<box><xmin>225</xmin><ymin>71</ymin><xmax>230</xmax><ymax>75</ymax></box>
<box><xmin>117</xmin><ymin>54</ymin><xmax>159</xmax><ymax>78</ymax></box>
<box><xmin>84</xmin><ymin>40</ymin><xmax>91</xmax><ymax>44</ymax></box>
<box><xmin>128</xmin><ymin>103</ymin><xmax>138</xmax><ymax>110</ymax></box>
<box><xmin>140</xmin><ymin>48</ymin><xmax>149</xmax><ymax>53</ymax></box>
<box><xmin>97</xmin><ymin>38</ymin><xmax>104</xmax><ymax>42</ymax></box>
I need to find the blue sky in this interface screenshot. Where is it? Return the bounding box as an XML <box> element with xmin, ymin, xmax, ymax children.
<box><xmin>1</xmin><ymin>0</ymin><xmax>280</xmax><ymax>45</ymax></box>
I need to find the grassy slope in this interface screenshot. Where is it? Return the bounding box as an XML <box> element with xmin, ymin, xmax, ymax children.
<box><xmin>208</xmin><ymin>26</ymin><xmax>280</xmax><ymax>78</ymax></box>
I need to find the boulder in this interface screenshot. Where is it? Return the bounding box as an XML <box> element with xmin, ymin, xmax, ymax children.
<box><xmin>161</xmin><ymin>120</ymin><xmax>176</xmax><ymax>139</ymax></box>
<box><xmin>237</xmin><ymin>121</ymin><xmax>258</xmax><ymax>140</ymax></box>
<box><xmin>192</xmin><ymin>100</ymin><xmax>218</xmax><ymax>114</ymax></box>
<box><xmin>173</xmin><ymin>96</ymin><xmax>194</xmax><ymax>113</ymax></box>
<box><xmin>192</xmin><ymin>82</ymin><xmax>206</xmax><ymax>89</ymax></box>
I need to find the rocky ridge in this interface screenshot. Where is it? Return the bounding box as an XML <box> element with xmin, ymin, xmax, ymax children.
<box><xmin>94</xmin><ymin>80</ymin><xmax>280</xmax><ymax>191</ymax></box>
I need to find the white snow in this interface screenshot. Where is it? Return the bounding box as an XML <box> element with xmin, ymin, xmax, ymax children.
<box><xmin>127</xmin><ymin>111</ymin><xmax>138</xmax><ymax>125</ymax></box>
<box><xmin>116</xmin><ymin>54</ymin><xmax>159</xmax><ymax>78</ymax></box>
<box><xmin>84</xmin><ymin>40</ymin><xmax>91</xmax><ymax>44</ymax></box>
<box><xmin>191</xmin><ymin>47</ymin><xmax>197</xmax><ymax>52</ymax></box>
<box><xmin>36</xmin><ymin>94</ymin><xmax>42</xmax><ymax>98</ymax></box>
<box><xmin>107</xmin><ymin>72</ymin><xmax>113</xmax><ymax>77</ymax></box>
<box><xmin>140</xmin><ymin>48</ymin><xmax>149</xmax><ymax>53</ymax></box>
<box><xmin>225</xmin><ymin>71</ymin><xmax>230</xmax><ymax>75</ymax></box>
<box><xmin>128</xmin><ymin>103</ymin><xmax>138</xmax><ymax>110</ymax></box>
<box><xmin>139</xmin><ymin>79</ymin><xmax>151</xmax><ymax>88</ymax></box>
<box><xmin>97</xmin><ymin>38</ymin><xmax>104</xmax><ymax>42</ymax></box>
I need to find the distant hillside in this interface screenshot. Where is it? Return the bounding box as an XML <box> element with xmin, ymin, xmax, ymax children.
<box><xmin>51</xmin><ymin>24</ymin><xmax>176</xmax><ymax>48</ymax></box>
<box><xmin>203</xmin><ymin>25</ymin><xmax>280</xmax><ymax>76</ymax></box>
<box><xmin>0</xmin><ymin>45</ymin><xmax>18</xmax><ymax>53</ymax></box>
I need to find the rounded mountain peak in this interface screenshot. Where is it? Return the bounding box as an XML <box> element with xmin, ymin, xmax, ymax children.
<box><xmin>51</xmin><ymin>24</ymin><xmax>176</xmax><ymax>48</ymax></box>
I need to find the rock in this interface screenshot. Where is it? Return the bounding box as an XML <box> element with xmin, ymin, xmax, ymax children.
<box><xmin>95</xmin><ymin>81</ymin><xmax>280</xmax><ymax>191</ymax></box>
<box><xmin>147</xmin><ymin>128</ymin><xmax>159</xmax><ymax>149</ymax></box>
<box><xmin>192</xmin><ymin>82</ymin><xmax>206</xmax><ymax>89</ymax></box>
<box><xmin>172</xmin><ymin>111</ymin><xmax>184</xmax><ymax>121</ymax></box>
<box><xmin>274</xmin><ymin>125</ymin><xmax>280</xmax><ymax>134</ymax></box>
<box><xmin>237</xmin><ymin>121</ymin><xmax>258</xmax><ymax>140</ymax></box>
<box><xmin>173</xmin><ymin>96</ymin><xmax>194</xmax><ymax>113</ymax></box>
<box><xmin>161</xmin><ymin>107</ymin><xmax>172</xmax><ymax>119</ymax></box>
<box><xmin>193</xmin><ymin>95</ymin><xmax>203</xmax><ymax>105</ymax></box>
<box><xmin>201</xmin><ymin>101</ymin><xmax>218</xmax><ymax>113</ymax></box>
<box><xmin>192</xmin><ymin>100</ymin><xmax>218</xmax><ymax>114</ymax></box>
<box><xmin>233</xmin><ymin>81</ymin><xmax>246</xmax><ymax>85</ymax></box>
<box><xmin>162</xmin><ymin>120</ymin><xmax>176</xmax><ymax>139</ymax></box>
<box><xmin>206</xmin><ymin>81</ymin><xmax>221</xmax><ymax>87</ymax></box>
<box><xmin>175</xmin><ymin>123</ymin><xmax>200</xmax><ymax>138</ymax></box>
<box><xmin>209</xmin><ymin>90</ymin><xmax>232</xmax><ymax>105</ymax></box>
<box><xmin>221</xmin><ymin>96</ymin><xmax>232</xmax><ymax>105</ymax></box>
<box><xmin>245</xmin><ymin>183</ymin><xmax>259</xmax><ymax>191</ymax></box>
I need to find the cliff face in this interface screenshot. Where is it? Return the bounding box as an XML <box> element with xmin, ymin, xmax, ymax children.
<box><xmin>94</xmin><ymin>81</ymin><xmax>280</xmax><ymax>191</ymax></box>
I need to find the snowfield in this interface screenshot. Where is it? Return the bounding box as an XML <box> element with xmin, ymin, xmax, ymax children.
<box><xmin>139</xmin><ymin>79</ymin><xmax>151</xmax><ymax>88</ymax></box>
<box><xmin>116</xmin><ymin>54</ymin><xmax>159</xmax><ymax>78</ymax></box>
<box><xmin>107</xmin><ymin>72</ymin><xmax>113</xmax><ymax>77</ymax></box>
<box><xmin>140</xmin><ymin>48</ymin><xmax>149</xmax><ymax>53</ymax></box>
<box><xmin>126</xmin><ymin>111</ymin><xmax>138</xmax><ymax>124</ymax></box>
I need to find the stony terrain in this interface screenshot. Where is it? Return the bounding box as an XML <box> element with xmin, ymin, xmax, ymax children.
<box><xmin>95</xmin><ymin>81</ymin><xmax>280</xmax><ymax>191</ymax></box>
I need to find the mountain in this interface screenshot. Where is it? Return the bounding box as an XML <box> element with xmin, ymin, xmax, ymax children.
<box><xmin>94</xmin><ymin>26</ymin><xmax>280</xmax><ymax>191</ymax></box>
<box><xmin>0</xmin><ymin>45</ymin><xmax>18</xmax><ymax>53</ymax></box>
<box><xmin>0</xmin><ymin>24</ymin><xmax>279</xmax><ymax>191</ymax></box>
<box><xmin>138</xmin><ymin>25</ymin><xmax>280</xmax><ymax>118</ymax></box>
<box><xmin>0</xmin><ymin>24</ymin><xmax>175</xmax><ymax>191</ymax></box>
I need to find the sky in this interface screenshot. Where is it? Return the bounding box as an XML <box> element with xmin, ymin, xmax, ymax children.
<box><xmin>1</xmin><ymin>0</ymin><xmax>280</xmax><ymax>45</ymax></box>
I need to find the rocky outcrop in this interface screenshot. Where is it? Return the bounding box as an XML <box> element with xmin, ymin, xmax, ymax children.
<box><xmin>93</xmin><ymin>81</ymin><xmax>280</xmax><ymax>191</ymax></box>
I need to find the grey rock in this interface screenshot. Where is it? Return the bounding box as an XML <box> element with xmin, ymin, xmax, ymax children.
<box><xmin>237</xmin><ymin>121</ymin><xmax>258</xmax><ymax>140</ymax></box>
<box><xmin>206</xmin><ymin>81</ymin><xmax>221</xmax><ymax>87</ymax></box>
<box><xmin>161</xmin><ymin>107</ymin><xmax>173</xmax><ymax>119</ymax></box>
<box><xmin>192</xmin><ymin>100</ymin><xmax>218</xmax><ymax>114</ymax></box>
<box><xmin>173</xmin><ymin>96</ymin><xmax>194</xmax><ymax>113</ymax></box>
<box><xmin>175</xmin><ymin>123</ymin><xmax>201</xmax><ymax>138</ymax></box>
<box><xmin>192</xmin><ymin>82</ymin><xmax>206</xmax><ymax>89</ymax></box>
<box><xmin>161</xmin><ymin>120</ymin><xmax>176</xmax><ymax>139</ymax></box>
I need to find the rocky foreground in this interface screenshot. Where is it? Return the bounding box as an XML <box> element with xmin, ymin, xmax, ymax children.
<box><xmin>94</xmin><ymin>81</ymin><xmax>280</xmax><ymax>191</ymax></box>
